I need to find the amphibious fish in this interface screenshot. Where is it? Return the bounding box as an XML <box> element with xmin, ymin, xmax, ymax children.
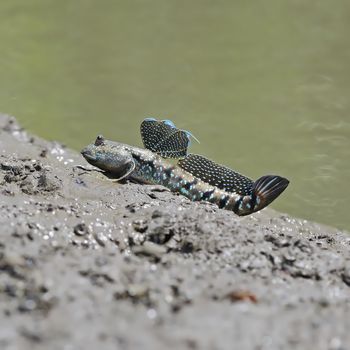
<box><xmin>81</xmin><ymin>118</ymin><xmax>289</xmax><ymax>216</ymax></box>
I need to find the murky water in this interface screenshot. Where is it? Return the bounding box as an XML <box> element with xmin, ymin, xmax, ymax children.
<box><xmin>1</xmin><ymin>0</ymin><xmax>349</xmax><ymax>230</ymax></box>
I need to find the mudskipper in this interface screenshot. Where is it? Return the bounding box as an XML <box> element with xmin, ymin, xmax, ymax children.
<box><xmin>81</xmin><ymin>118</ymin><xmax>289</xmax><ymax>216</ymax></box>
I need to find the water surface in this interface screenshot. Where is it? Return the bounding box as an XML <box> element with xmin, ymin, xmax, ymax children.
<box><xmin>0</xmin><ymin>0</ymin><xmax>349</xmax><ymax>230</ymax></box>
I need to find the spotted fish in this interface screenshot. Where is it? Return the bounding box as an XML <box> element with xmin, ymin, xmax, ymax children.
<box><xmin>81</xmin><ymin>118</ymin><xmax>289</xmax><ymax>216</ymax></box>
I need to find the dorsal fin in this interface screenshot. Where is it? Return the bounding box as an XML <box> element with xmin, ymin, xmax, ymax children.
<box><xmin>140</xmin><ymin>118</ymin><xmax>197</xmax><ymax>159</ymax></box>
<box><xmin>178</xmin><ymin>154</ymin><xmax>253</xmax><ymax>196</ymax></box>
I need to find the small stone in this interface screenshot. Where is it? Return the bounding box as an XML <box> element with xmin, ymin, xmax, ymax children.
<box><xmin>93</xmin><ymin>232</ymin><xmax>106</xmax><ymax>247</ymax></box>
<box><xmin>132</xmin><ymin>241</ymin><xmax>167</xmax><ymax>258</ymax></box>
<box><xmin>1</xmin><ymin>161</ymin><xmax>23</xmax><ymax>175</ymax></box>
<box><xmin>265</xmin><ymin>233</ymin><xmax>290</xmax><ymax>248</ymax></box>
<box><xmin>128</xmin><ymin>284</ymin><xmax>149</xmax><ymax>297</ymax></box>
<box><xmin>20</xmin><ymin>175</ymin><xmax>38</xmax><ymax>195</ymax></box>
<box><xmin>151</xmin><ymin>209</ymin><xmax>165</xmax><ymax>219</ymax></box>
<box><xmin>74</xmin><ymin>223</ymin><xmax>89</xmax><ymax>236</ymax></box>
<box><xmin>283</xmin><ymin>252</ymin><xmax>296</xmax><ymax>264</ymax></box>
<box><xmin>132</xmin><ymin>219</ymin><xmax>148</xmax><ymax>233</ymax></box>
<box><xmin>18</xmin><ymin>299</ymin><xmax>37</xmax><ymax>312</ymax></box>
<box><xmin>39</xmin><ymin>149</ymin><xmax>48</xmax><ymax>158</ymax></box>
<box><xmin>37</xmin><ymin>172</ymin><xmax>61</xmax><ymax>192</ymax></box>
<box><xmin>294</xmin><ymin>239</ymin><xmax>313</xmax><ymax>254</ymax></box>
<box><xmin>225</xmin><ymin>290</ymin><xmax>258</xmax><ymax>303</ymax></box>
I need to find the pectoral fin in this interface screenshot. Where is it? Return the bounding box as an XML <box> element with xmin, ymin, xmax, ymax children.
<box><xmin>111</xmin><ymin>160</ymin><xmax>136</xmax><ymax>182</ymax></box>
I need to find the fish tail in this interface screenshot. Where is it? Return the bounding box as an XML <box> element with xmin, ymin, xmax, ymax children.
<box><xmin>235</xmin><ymin>175</ymin><xmax>289</xmax><ymax>216</ymax></box>
<box><xmin>252</xmin><ymin>175</ymin><xmax>289</xmax><ymax>212</ymax></box>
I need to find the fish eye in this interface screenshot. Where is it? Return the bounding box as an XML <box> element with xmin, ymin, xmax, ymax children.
<box><xmin>95</xmin><ymin>135</ymin><xmax>105</xmax><ymax>146</ymax></box>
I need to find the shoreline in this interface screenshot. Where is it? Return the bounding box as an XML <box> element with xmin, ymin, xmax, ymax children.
<box><xmin>0</xmin><ymin>114</ymin><xmax>349</xmax><ymax>350</ymax></box>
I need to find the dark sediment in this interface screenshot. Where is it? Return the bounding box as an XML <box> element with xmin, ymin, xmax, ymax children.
<box><xmin>0</xmin><ymin>114</ymin><xmax>349</xmax><ymax>350</ymax></box>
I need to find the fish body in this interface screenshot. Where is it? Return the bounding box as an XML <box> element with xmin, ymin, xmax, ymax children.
<box><xmin>81</xmin><ymin>135</ymin><xmax>289</xmax><ymax>216</ymax></box>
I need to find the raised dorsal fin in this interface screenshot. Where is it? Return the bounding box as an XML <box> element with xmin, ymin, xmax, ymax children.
<box><xmin>140</xmin><ymin>118</ymin><xmax>197</xmax><ymax>159</ymax></box>
<box><xmin>178</xmin><ymin>153</ymin><xmax>253</xmax><ymax>196</ymax></box>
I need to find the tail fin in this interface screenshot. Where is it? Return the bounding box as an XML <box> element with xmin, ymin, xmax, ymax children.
<box><xmin>252</xmin><ymin>175</ymin><xmax>289</xmax><ymax>212</ymax></box>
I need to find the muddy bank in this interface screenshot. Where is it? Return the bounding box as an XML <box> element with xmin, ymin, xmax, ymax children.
<box><xmin>0</xmin><ymin>114</ymin><xmax>349</xmax><ymax>350</ymax></box>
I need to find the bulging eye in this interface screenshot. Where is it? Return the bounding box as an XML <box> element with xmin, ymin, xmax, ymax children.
<box><xmin>95</xmin><ymin>135</ymin><xmax>105</xmax><ymax>146</ymax></box>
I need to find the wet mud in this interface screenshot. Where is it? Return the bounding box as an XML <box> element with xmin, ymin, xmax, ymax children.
<box><xmin>0</xmin><ymin>114</ymin><xmax>349</xmax><ymax>350</ymax></box>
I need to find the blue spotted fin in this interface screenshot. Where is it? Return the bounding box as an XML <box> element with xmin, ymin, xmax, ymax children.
<box><xmin>140</xmin><ymin>118</ymin><xmax>198</xmax><ymax>159</ymax></box>
<box><xmin>178</xmin><ymin>154</ymin><xmax>253</xmax><ymax>196</ymax></box>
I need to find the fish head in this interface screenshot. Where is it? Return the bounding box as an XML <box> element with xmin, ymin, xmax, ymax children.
<box><xmin>81</xmin><ymin>135</ymin><xmax>134</xmax><ymax>175</ymax></box>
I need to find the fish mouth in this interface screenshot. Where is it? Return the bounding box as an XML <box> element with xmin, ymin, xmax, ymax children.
<box><xmin>81</xmin><ymin>148</ymin><xmax>97</xmax><ymax>162</ymax></box>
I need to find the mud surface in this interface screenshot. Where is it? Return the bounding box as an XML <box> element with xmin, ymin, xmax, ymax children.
<box><xmin>0</xmin><ymin>114</ymin><xmax>349</xmax><ymax>350</ymax></box>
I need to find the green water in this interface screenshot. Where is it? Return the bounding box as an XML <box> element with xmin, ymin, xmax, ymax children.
<box><xmin>1</xmin><ymin>1</ymin><xmax>349</xmax><ymax>230</ymax></box>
